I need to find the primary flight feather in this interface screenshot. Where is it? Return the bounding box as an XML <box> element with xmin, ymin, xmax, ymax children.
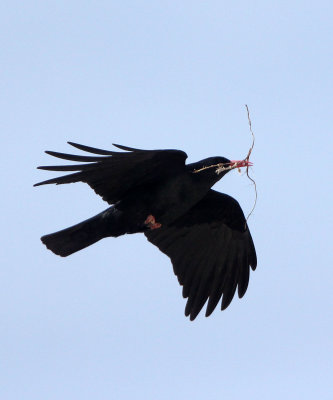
<box><xmin>35</xmin><ymin>142</ymin><xmax>257</xmax><ymax>320</ymax></box>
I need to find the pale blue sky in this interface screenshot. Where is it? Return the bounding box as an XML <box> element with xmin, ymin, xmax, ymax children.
<box><xmin>1</xmin><ymin>1</ymin><xmax>332</xmax><ymax>399</ymax></box>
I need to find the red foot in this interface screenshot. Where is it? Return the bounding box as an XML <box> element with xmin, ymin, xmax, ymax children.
<box><xmin>144</xmin><ymin>214</ymin><xmax>162</xmax><ymax>230</ymax></box>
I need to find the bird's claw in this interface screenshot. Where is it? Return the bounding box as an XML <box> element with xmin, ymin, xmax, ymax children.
<box><xmin>144</xmin><ymin>214</ymin><xmax>162</xmax><ymax>230</ymax></box>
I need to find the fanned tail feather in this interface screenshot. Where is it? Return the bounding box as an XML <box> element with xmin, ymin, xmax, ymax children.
<box><xmin>41</xmin><ymin>206</ymin><xmax>124</xmax><ymax>257</ymax></box>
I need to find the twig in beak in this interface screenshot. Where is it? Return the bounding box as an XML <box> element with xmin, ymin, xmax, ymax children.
<box><xmin>244</xmin><ymin>105</ymin><xmax>257</xmax><ymax>228</ymax></box>
<box><xmin>192</xmin><ymin>106</ymin><xmax>257</xmax><ymax>230</ymax></box>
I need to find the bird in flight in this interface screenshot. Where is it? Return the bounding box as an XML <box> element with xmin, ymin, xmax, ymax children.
<box><xmin>35</xmin><ymin>142</ymin><xmax>257</xmax><ymax>320</ymax></box>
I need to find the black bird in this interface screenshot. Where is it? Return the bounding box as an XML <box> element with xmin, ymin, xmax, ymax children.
<box><xmin>35</xmin><ymin>142</ymin><xmax>257</xmax><ymax>320</ymax></box>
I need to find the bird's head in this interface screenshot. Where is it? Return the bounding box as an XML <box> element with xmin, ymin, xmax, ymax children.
<box><xmin>190</xmin><ymin>156</ymin><xmax>253</xmax><ymax>184</ymax></box>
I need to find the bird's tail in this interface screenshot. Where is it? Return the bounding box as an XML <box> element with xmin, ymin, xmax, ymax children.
<box><xmin>41</xmin><ymin>207</ymin><xmax>125</xmax><ymax>257</ymax></box>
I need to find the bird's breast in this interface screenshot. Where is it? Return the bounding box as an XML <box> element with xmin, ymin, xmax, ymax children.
<box><xmin>147</xmin><ymin>174</ymin><xmax>210</xmax><ymax>224</ymax></box>
<box><xmin>118</xmin><ymin>173</ymin><xmax>212</xmax><ymax>229</ymax></box>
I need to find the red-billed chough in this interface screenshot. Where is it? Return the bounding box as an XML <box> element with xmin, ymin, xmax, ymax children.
<box><xmin>35</xmin><ymin>142</ymin><xmax>257</xmax><ymax>320</ymax></box>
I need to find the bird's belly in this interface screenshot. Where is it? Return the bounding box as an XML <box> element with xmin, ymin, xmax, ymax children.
<box><xmin>147</xmin><ymin>177</ymin><xmax>207</xmax><ymax>225</ymax></box>
<box><xmin>118</xmin><ymin>174</ymin><xmax>209</xmax><ymax>229</ymax></box>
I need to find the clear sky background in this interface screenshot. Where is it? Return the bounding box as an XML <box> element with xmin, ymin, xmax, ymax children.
<box><xmin>1</xmin><ymin>1</ymin><xmax>332</xmax><ymax>399</ymax></box>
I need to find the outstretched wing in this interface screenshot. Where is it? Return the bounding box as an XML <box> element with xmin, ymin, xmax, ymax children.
<box><xmin>145</xmin><ymin>189</ymin><xmax>257</xmax><ymax>320</ymax></box>
<box><xmin>34</xmin><ymin>142</ymin><xmax>187</xmax><ymax>204</ymax></box>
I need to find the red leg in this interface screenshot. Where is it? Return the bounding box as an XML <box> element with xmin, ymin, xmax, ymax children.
<box><xmin>144</xmin><ymin>214</ymin><xmax>162</xmax><ymax>230</ymax></box>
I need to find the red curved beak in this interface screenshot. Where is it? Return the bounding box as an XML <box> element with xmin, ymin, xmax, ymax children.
<box><xmin>230</xmin><ymin>160</ymin><xmax>253</xmax><ymax>168</ymax></box>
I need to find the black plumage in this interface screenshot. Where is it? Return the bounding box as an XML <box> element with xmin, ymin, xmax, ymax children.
<box><xmin>35</xmin><ymin>142</ymin><xmax>257</xmax><ymax>320</ymax></box>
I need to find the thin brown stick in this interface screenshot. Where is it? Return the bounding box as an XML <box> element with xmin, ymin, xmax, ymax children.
<box><xmin>193</xmin><ymin>162</ymin><xmax>235</xmax><ymax>174</ymax></box>
<box><xmin>193</xmin><ymin>105</ymin><xmax>257</xmax><ymax>228</ymax></box>
<box><xmin>244</xmin><ymin>105</ymin><xmax>257</xmax><ymax>227</ymax></box>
